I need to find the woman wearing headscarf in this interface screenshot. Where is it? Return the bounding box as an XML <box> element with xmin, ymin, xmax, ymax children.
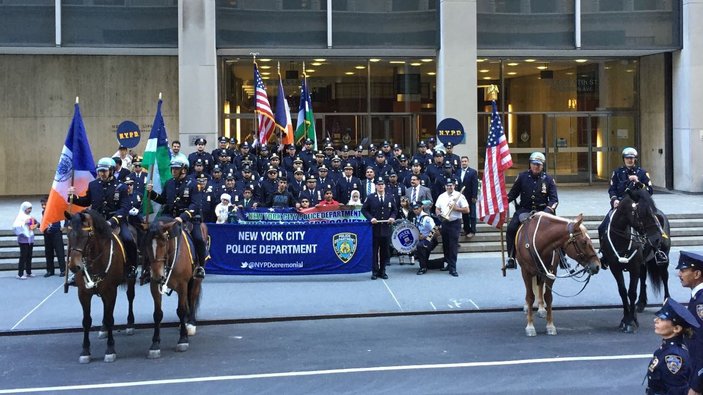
<box><xmin>13</xmin><ymin>201</ymin><xmax>37</xmax><ymax>279</ymax></box>
<box><xmin>346</xmin><ymin>190</ymin><xmax>363</xmax><ymax>208</ymax></box>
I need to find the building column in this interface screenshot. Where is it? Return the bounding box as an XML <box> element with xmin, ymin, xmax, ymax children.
<box><xmin>178</xmin><ymin>0</ymin><xmax>218</xmax><ymax>156</ymax></box>
<box><xmin>437</xmin><ymin>0</ymin><xmax>477</xmax><ymax>167</ymax></box>
<box><xmin>672</xmin><ymin>0</ymin><xmax>703</xmax><ymax>192</ymax></box>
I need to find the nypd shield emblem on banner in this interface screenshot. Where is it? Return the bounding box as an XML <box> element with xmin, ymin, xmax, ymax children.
<box><xmin>333</xmin><ymin>233</ymin><xmax>357</xmax><ymax>264</ymax></box>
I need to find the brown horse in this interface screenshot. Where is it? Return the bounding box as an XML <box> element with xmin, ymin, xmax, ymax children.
<box><xmin>144</xmin><ymin>217</ymin><xmax>204</xmax><ymax>358</ymax></box>
<box><xmin>65</xmin><ymin>209</ymin><xmax>136</xmax><ymax>363</ymax></box>
<box><xmin>514</xmin><ymin>212</ymin><xmax>601</xmax><ymax>337</ymax></box>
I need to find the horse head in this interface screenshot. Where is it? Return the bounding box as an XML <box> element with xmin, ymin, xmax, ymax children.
<box><xmin>146</xmin><ymin>218</ymin><xmax>181</xmax><ymax>282</ymax></box>
<box><xmin>65</xmin><ymin>209</ymin><xmax>113</xmax><ymax>276</ymax></box>
<box><xmin>563</xmin><ymin>214</ymin><xmax>601</xmax><ymax>275</ymax></box>
<box><xmin>622</xmin><ymin>188</ymin><xmax>665</xmax><ymax>249</ymax></box>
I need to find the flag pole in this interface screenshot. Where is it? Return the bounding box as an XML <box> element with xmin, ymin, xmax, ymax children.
<box><xmin>251</xmin><ymin>52</ymin><xmax>260</xmax><ymax>152</ymax></box>
<box><xmin>63</xmin><ymin>96</ymin><xmax>80</xmax><ymax>293</ymax></box>
<box><xmin>144</xmin><ymin>93</ymin><xmax>162</xmax><ymax>229</ymax></box>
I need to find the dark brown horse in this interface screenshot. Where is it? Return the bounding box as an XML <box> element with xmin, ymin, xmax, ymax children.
<box><xmin>65</xmin><ymin>209</ymin><xmax>136</xmax><ymax>363</ymax></box>
<box><xmin>144</xmin><ymin>217</ymin><xmax>204</xmax><ymax>358</ymax></box>
<box><xmin>515</xmin><ymin>212</ymin><xmax>601</xmax><ymax>336</ymax></box>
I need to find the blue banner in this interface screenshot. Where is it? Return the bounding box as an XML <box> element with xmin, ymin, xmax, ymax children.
<box><xmin>207</xmin><ymin>221</ymin><xmax>372</xmax><ymax>275</ymax></box>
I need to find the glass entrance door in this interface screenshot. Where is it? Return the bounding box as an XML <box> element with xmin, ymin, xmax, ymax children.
<box><xmin>545</xmin><ymin>114</ymin><xmax>592</xmax><ymax>183</ymax></box>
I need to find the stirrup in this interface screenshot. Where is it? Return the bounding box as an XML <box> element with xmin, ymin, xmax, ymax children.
<box><xmin>139</xmin><ymin>268</ymin><xmax>151</xmax><ymax>285</ymax></box>
<box><xmin>194</xmin><ymin>266</ymin><xmax>205</xmax><ymax>279</ymax></box>
<box><xmin>506</xmin><ymin>257</ymin><xmax>517</xmax><ymax>269</ymax></box>
<box><xmin>655</xmin><ymin>250</ymin><xmax>668</xmax><ymax>266</ymax></box>
<box><xmin>67</xmin><ymin>274</ymin><xmax>77</xmax><ymax>287</ymax></box>
<box><xmin>126</xmin><ymin>266</ymin><xmax>137</xmax><ymax>279</ymax></box>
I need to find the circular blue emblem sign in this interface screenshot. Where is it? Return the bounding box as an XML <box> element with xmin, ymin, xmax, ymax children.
<box><xmin>436</xmin><ymin>118</ymin><xmax>464</xmax><ymax>146</ymax></box>
<box><xmin>116</xmin><ymin>121</ymin><xmax>141</xmax><ymax>148</ymax></box>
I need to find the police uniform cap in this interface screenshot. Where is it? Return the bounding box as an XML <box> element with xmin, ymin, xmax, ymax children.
<box><xmin>269</xmin><ymin>153</ymin><xmax>280</xmax><ymax>160</ymax></box>
<box><xmin>342</xmin><ymin>145</ymin><xmax>350</xmax><ymax>152</ymax></box>
<box><xmin>324</xmin><ymin>144</ymin><xmax>334</xmax><ymax>150</ymax></box>
<box><xmin>219</xmin><ymin>151</ymin><xmax>228</xmax><ymax>157</ymax></box>
<box><xmin>229</xmin><ymin>137</ymin><xmax>238</xmax><ymax>144</ymax></box>
<box><xmin>655</xmin><ymin>298</ymin><xmax>700</xmax><ymax>328</ymax></box>
<box><xmin>194</xmin><ymin>159</ymin><xmax>204</xmax><ymax>166</ymax></box>
<box><xmin>375</xmin><ymin>151</ymin><xmax>385</xmax><ymax>158</ymax></box>
<box><xmin>318</xmin><ymin>165</ymin><xmax>329</xmax><ymax>171</ymax></box>
<box><xmin>388</xmin><ymin>171</ymin><xmax>398</xmax><ymax>177</ymax></box>
<box><xmin>443</xmin><ymin>161</ymin><xmax>453</xmax><ymax>168</ymax></box>
<box><xmin>123</xmin><ymin>176</ymin><xmax>134</xmax><ymax>184</ymax></box>
<box><xmin>241</xmin><ymin>158</ymin><xmax>252</xmax><ymax>164</ymax></box>
<box><xmin>676</xmin><ymin>251</ymin><xmax>703</xmax><ymax>271</ymax></box>
<box><xmin>304</xmin><ymin>138</ymin><xmax>313</xmax><ymax>145</ymax></box>
<box><xmin>169</xmin><ymin>158</ymin><xmax>187</xmax><ymax>169</ymax></box>
<box><xmin>445</xmin><ymin>177</ymin><xmax>456</xmax><ymax>185</ymax></box>
<box><xmin>118</xmin><ymin>145</ymin><xmax>127</xmax><ymax>150</ymax></box>
<box><xmin>195</xmin><ymin>138</ymin><xmax>206</xmax><ymax>145</ymax></box>
<box><xmin>293</xmin><ymin>158</ymin><xmax>304</xmax><ymax>164</ymax></box>
<box><xmin>356</xmin><ymin>145</ymin><xmax>364</xmax><ymax>152</ymax></box>
<box><xmin>393</xmin><ymin>143</ymin><xmax>401</xmax><ymax>150</ymax></box>
<box><xmin>132</xmin><ymin>156</ymin><xmax>142</xmax><ymax>165</ymax></box>
<box><xmin>287</xmin><ymin>144</ymin><xmax>296</xmax><ymax>150</ymax></box>
<box><xmin>343</xmin><ymin>163</ymin><xmax>354</xmax><ymax>169</ymax></box>
<box><xmin>242</xmin><ymin>165</ymin><xmax>252</xmax><ymax>172</ymax></box>
<box><xmin>277</xmin><ymin>176</ymin><xmax>287</xmax><ymax>182</ymax></box>
<box><xmin>315</xmin><ymin>151</ymin><xmax>325</xmax><ymax>157</ymax></box>
<box><xmin>306</xmin><ymin>176</ymin><xmax>317</xmax><ymax>182</ymax></box>
<box><xmin>294</xmin><ymin>169</ymin><xmax>304</xmax><ymax>175</ymax></box>
<box><xmin>332</xmin><ymin>156</ymin><xmax>341</xmax><ymax>162</ymax></box>
<box><xmin>267</xmin><ymin>166</ymin><xmax>277</xmax><ymax>174</ymax></box>
<box><xmin>260</xmin><ymin>145</ymin><xmax>269</xmax><ymax>152</ymax></box>
<box><xmin>433</xmin><ymin>151</ymin><xmax>444</xmax><ymax>157</ymax></box>
<box><xmin>382</xmin><ymin>140</ymin><xmax>390</xmax><ymax>147</ymax></box>
<box><xmin>225</xmin><ymin>174</ymin><xmax>235</xmax><ymax>180</ymax></box>
<box><xmin>368</xmin><ymin>144</ymin><xmax>376</xmax><ymax>151</ymax></box>
<box><xmin>374</xmin><ymin>177</ymin><xmax>385</xmax><ymax>185</ymax></box>
<box><xmin>417</xmin><ymin>141</ymin><xmax>427</xmax><ymax>148</ymax></box>
<box><xmin>218</xmin><ymin>136</ymin><xmax>228</xmax><ymax>143</ymax></box>
<box><xmin>240</xmin><ymin>142</ymin><xmax>251</xmax><ymax>149</ymax></box>
<box><xmin>445</xmin><ymin>142</ymin><xmax>454</xmax><ymax>148</ymax></box>
<box><xmin>411</xmin><ymin>159</ymin><xmax>422</xmax><ymax>166</ymax></box>
<box><xmin>411</xmin><ymin>201</ymin><xmax>423</xmax><ymax>210</ymax></box>
<box><xmin>428</xmin><ymin>137</ymin><xmax>436</xmax><ymax>144</ymax></box>
<box><xmin>212</xmin><ymin>165</ymin><xmax>222</xmax><ymax>173</ymax></box>
<box><xmin>398</xmin><ymin>154</ymin><xmax>407</xmax><ymax>161</ymax></box>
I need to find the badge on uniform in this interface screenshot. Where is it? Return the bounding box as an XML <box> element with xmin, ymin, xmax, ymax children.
<box><xmin>184</xmin><ymin>188</ymin><xmax>190</xmax><ymax>198</ymax></box>
<box><xmin>648</xmin><ymin>356</ymin><xmax>658</xmax><ymax>372</ymax></box>
<box><xmin>697</xmin><ymin>304</ymin><xmax>703</xmax><ymax>320</ymax></box>
<box><xmin>114</xmin><ymin>192</ymin><xmax>120</xmax><ymax>201</ymax></box>
<box><xmin>388</xmin><ymin>202</ymin><xmax>392</xmax><ymax>208</ymax></box>
<box><xmin>541</xmin><ymin>182</ymin><xmax>547</xmax><ymax>194</ymax></box>
<box><xmin>207</xmin><ymin>196</ymin><xmax>211</xmax><ymax>202</ymax></box>
<box><xmin>665</xmin><ymin>355</ymin><xmax>682</xmax><ymax>374</ymax></box>
<box><xmin>137</xmin><ymin>195</ymin><xmax>142</xmax><ymax>202</ymax></box>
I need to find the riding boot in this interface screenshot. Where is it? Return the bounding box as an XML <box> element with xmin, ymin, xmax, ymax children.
<box><xmin>140</xmin><ymin>260</ymin><xmax>151</xmax><ymax>285</ymax></box>
<box><xmin>506</xmin><ymin>257</ymin><xmax>517</xmax><ymax>269</ymax></box>
<box><xmin>194</xmin><ymin>264</ymin><xmax>205</xmax><ymax>279</ymax></box>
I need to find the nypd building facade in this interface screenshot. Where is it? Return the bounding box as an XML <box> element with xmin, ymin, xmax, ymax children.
<box><xmin>0</xmin><ymin>0</ymin><xmax>700</xmax><ymax>195</ymax></box>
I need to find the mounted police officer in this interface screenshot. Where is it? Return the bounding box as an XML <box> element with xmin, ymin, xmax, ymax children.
<box><xmin>505</xmin><ymin>152</ymin><xmax>559</xmax><ymax>270</ymax></box>
<box><xmin>146</xmin><ymin>157</ymin><xmax>207</xmax><ymax>279</ymax></box>
<box><xmin>597</xmin><ymin>147</ymin><xmax>653</xmax><ymax>242</ymax></box>
<box><xmin>68</xmin><ymin>157</ymin><xmax>139</xmax><ymax>281</ymax></box>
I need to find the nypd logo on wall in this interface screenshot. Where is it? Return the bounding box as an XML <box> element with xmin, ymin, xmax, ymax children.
<box><xmin>436</xmin><ymin>117</ymin><xmax>464</xmax><ymax>146</ymax></box>
<box><xmin>116</xmin><ymin>120</ymin><xmax>141</xmax><ymax>148</ymax></box>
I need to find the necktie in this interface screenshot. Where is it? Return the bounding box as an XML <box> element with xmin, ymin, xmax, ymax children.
<box><xmin>411</xmin><ymin>187</ymin><xmax>417</xmax><ymax>203</ymax></box>
<box><xmin>462</xmin><ymin>170</ymin><xmax>466</xmax><ymax>181</ymax></box>
<box><xmin>379</xmin><ymin>195</ymin><xmax>384</xmax><ymax>203</ymax></box>
<box><xmin>244</xmin><ymin>199</ymin><xmax>249</xmax><ymax>207</ymax></box>
<box><xmin>367</xmin><ymin>181</ymin><xmax>371</xmax><ymax>195</ymax></box>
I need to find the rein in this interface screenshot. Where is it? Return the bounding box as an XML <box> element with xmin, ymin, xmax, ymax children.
<box><xmin>605</xmin><ymin>207</ymin><xmax>647</xmax><ymax>264</ymax></box>
<box><xmin>70</xmin><ymin>226</ymin><xmax>125</xmax><ymax>290</ymax></box>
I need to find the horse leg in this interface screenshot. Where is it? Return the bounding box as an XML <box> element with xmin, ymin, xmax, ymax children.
<box><xmin>661</xmin><ymin>265</ymin><xmax>671</xmax><ymax>301</ymax></box>
<box><xmin>102</xmin><ymin>289</ymin><xmax>118</xmax><ymax>363</ymax></box>
<box><xmin>536</xmin><ymin>279</ymin><xmax>547</xmax><ymax>319</ymax></box>
<box><xmin>176</xmin><ymin>284</ymin><xmax>190</xmax><ymax>352</ymax></box>
<box><xmin>125</xmin><ymin>277</ymin><xmax>136</xmax><ymax>335</ymax></box>
<box><xmin>186</xmin><ymin>278</ymin><xmax>203</xmax><ymax>336</ymax></box>
<box><xmin>78</xmin><ymin>291</ymin><xmax>92</xmax><ymax>364</ymax></box>
<box><xmin>544</xmin><ymin>279</ymin><xmax>557</xmax><ymax>335</ymax></box>
<box><xmin>636</xmin><ymin>266</ymin><xmax>648</xmax><ymax>313</ymax></box>
<box><xmin>624</xmin><ymin>268</ymin><xmax>640</xmax><ymax>333</ymax></box>
<box><xmin>148</xmin><ymin>281</ymin><xmax>163</xmax><ymax>359</ymax></box>
<box><xmin>523</xmin><ymin>273</ymin><xmax>537</xmax><ymax>337</ymax></box>
<box><xmin>610</xmin><ymin>266</ymin><xmax>630</xmax><ymax>330</ymax></box>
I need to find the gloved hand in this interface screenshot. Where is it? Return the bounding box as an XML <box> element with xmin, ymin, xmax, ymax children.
<box><xmin>129</xmin><ymin>207</ymin><xmax>139</xmax><ymax>216</ymax></box>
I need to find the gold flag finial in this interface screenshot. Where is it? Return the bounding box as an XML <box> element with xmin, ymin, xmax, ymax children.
<box><xmin>487</xmin><ymin>84</ymin><xmax>499</xmax><ymax>102</ymax></box>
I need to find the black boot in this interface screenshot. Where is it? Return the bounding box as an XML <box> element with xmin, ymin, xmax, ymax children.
<box><xmin>126</xmin><ymin>265</ymin><xmax>137</xmax><ymax>279</ymax></box>
<box><xmin>194</xmin><ymin>265</ymin><xmax>205</xmax><ymax>279</ymax></box>
<box><xmin>506</xmin><ymin>257</ymin><xmax>517</xmax><ymax>269</ymax></box>
<box><xmin>140</xmin><ymin>265</ymin><xmax>151</xmax><ymax>285</ymax></box>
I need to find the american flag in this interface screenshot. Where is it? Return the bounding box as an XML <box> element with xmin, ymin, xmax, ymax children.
<box><xmin>255</xmin><ymin>63</ymin><xmax>276</xmax><ymax>146</ymax></box>
<box><xmin>479</xmin><ymin>101</ymin><xmax>513</xmax><ymax>228</ymax></box>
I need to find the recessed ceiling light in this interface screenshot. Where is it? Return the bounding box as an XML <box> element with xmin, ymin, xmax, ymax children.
<box><xmin>313</xmin><ymin>58</ymin><xmax>326</xmax><ymax>62</ymax></box>
<box><xmin>626</xmin><ymin>69</ymin><xmax>634</xmax><ymax>73</ymax></box>
<box><xmin>355</xmin><ymin>65</ymin><xmax>365</xmax><ymax>69</ymax></box>
<box><xmin>261</xmin><ymin>72</ymin><xmax>270</xmax><ymax>76</ymax></box>
<box><xmin>259</xmin><ymin>58</ymin><xmax>272</xmax><ymax>62</ymax></box>
<box><xmin>345</xmin><ymin>72</ymin><xmax>354</xmax><ymax>75</ymax></box>
<box><xmin>305</xmin><ymin>69</ymin><xmax>315</xmax><ymax>73</ymax></box>
<box><xmin>537</xmin><ymin>66</ymin><xmax>548</xmax><ymax>70</ymax></box>
<box><xmin>410</xmin><ymin>63</ymin><xmax>422</xmax><ymax>66</ymax></box>
<box><xmin>575</xmin><ymin>59</ymin><xmax>588</xmax><ymax>63</ymax></box>
<box><xmin>476</xmin><ymin>59</ymin><xmax>486</xmax><ymax>62</ymax></box>
<box><xmin>369</xmin><ymin>58</ymin><xmax>381</xmax><ymax>62</ymax></box>
<box><xmin>259</xmin><ymin>65</ymin><xmax>271</xmax><ymax>69</ymax></box>
<box><xmin>311</xmin><ymin>62</ymin><xmax>322</xmax><ymax>66</ymax></box>
<box><xmin>427</xmin><ymin>72</ymin><xmax>436</xmax><ymax>76</ymax></box>
<box><xmin>421</xmin><ymin>59</ymin><xmax>433</xmax><ymax>62</ymax></box>
<box><xmin>525</xmin><ymin>59</ymin><xmax>536</xmax><ymax>63</ymax></box>
<box><xmin>479</xmin><ymin>69</ymin><xmax>489</xmax><ymax>73</ymax></box>
<box><xmin>507</xmin><ymin>62</ymin><xmax>519</xmax><ymax>66</ymax></box>
<box><xmin>483</xmin><ymin>77</ymin><xmax>492</xmax><ymax>80</ymax></box>
<box><xmin>262</xmin><ymin>76</ymin><xmax>270</xmax><ymax>80</ymax></box>
<box><xmin>389</xmin><ymin>61</ymin><xmax>406</xmax><ymax>64</ymax></box>
<box><xmin>507</xmin><ymin>72</ymin><xmax>517</xmax><ymax>75</ymax></box>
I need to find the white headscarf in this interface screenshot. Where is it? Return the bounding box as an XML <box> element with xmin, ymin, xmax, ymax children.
<box><xmin>347</xmin><ymin>190</ymin><xmax>362</xmax><ymax>206</ymax></box>
<box><xmin>13</xmin><ymin>201</ymin><xmax>32</xmax><ymax>228</ymax></box>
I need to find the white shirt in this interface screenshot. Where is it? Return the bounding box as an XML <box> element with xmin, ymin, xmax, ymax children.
<box><xmin>435</xmin><ymin>190</ymin><xmax>468</xmax><ymax>222</ymax></box>
<box><xmin>692</xmin><ymin>282</ymin><xmax>703</xmax><ymax>299</ymax></box>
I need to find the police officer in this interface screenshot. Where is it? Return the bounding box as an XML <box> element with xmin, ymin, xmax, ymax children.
<box><xmin>188</xmin><ymin>138</ymin><xmax>213</xmax><ymax>173</ymax></box>
<box><xmin>362</xmin><ymin>177</ymin><xmax>397</xmax><ymax>280</ymax></box>
<box><xmin>211</xmin><ymin>136</ymin><xmax>230</xmax><ymax>160</ymax></box>
<box><xmin>434</xmin><ymin>177</ymin><xmax>469</xmax><ymax>277</ymax></box>
<box><xmin>68</xmin><ymin>157</ymin><xmax>138</xmax><ymax>280</ymax></box>
<box><xmin>505</xmin><ymin>152</ymin><xmax>559</xmax><ymax>269</ymax></box>
<box><xmin>128</xmin><ymin>156</ymin><xmax>147</xmax><ymax>196</ymax></box>
<box><xmin>598</xmin><ymin>147</ymin><xmax>654</xmax><ymax>240</ymax></box>
<box><xmin>413</xmin><ymin>201</ymin><xmax>438</xmax><ymax>275</ymax></box>
<box><xmin>646</xmin><ymin>298</ymin><xmax>699</xmax><ymax>395</ymax></box>
<box><xmin>336</xmin><ymin>163</ymin><xmax>361</xmax><ymax>203</ymax></box>
<box><xmin>676</xmin><ymin>251</ymin><xmax>703</xmax><ymax>394</ymax></box>
<box><xmin>146</xmin><ymin>158</ymin><xmax>207</xmax><ymax>279</ymax></box>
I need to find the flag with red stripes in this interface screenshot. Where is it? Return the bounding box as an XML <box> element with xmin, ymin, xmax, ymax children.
<box><xmin>255</xmin><ymin>63</ymin><xmax>276</xmax><ymax>146</ymax></box>
<box><xmin>479</xmin><ymin>101</ymin><xmax>513</xmax><ymax>228</ymax></box>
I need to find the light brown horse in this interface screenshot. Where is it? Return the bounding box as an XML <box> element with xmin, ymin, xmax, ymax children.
<box><xmin>65</xmin><ymin>209</ymin><xmax>136</xmax><ymax>363</ymax></box>
<box><xmin>514</xmin><ymin>212</ymin><xmax>601</xmax><ymax>337</ymax></box>
<box><xmin>144</xmin><ymin>217</ymin><xmax>204</xmax><ymax>358</ymax></box>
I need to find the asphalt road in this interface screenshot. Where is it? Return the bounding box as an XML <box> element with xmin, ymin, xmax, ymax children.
<box><xmin>0</xmin><ymin>308</ymin><xmax>658</xmax><ymax>395</ymax></box>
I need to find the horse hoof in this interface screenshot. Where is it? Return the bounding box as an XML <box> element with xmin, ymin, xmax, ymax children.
<box><xmin>621</xmin><ymin>325</ymin><xmax>636</xmax><ymax>334</ymax></box>
<box><xmin>537</xmin><ymin>309</ymin><xmax>547</xmax><ymax>319</ymax></box>
<box><xmin>636</xmin><ymin>303</ymin><xmax>646</xmax><ymax>313</ymax></box>
<box><xmin>176</xmin><ymin>343</ymin><xmax>189</xmax><ymax>352</ymax></box>
<box><xmin>78</xmin><ymin>355</ymin><xmax>91</xmax><ymax>364</ymax></box>
<box><xmin>104</xmin><ymin>354</ymin><xmax>116</xmax><ymax>363</ymax></box>
<box><xmin>525</xmin><ymin>326</ymin><xmax>537</xmax><ymax>337</ymax></box>
<box><xmin>546</xmin><ymin>325</ymin><xmax>557</xmax><ymax>336</ymax></box>
<box><xmin>147</xmin><ymin>349</ymin><xmax>161</xmax><ymax>359</ymax></box>
<box><xmin>186</xmin><ymin>324</ymin><xmax>197</xmax><ymax>336</ymax></box>
<box><xmin>98</xmin><ymin>331</ymin><xmax>107</xmax><ymax>339</ymax></box>
<box><xmin>125</xmin><ymin>327</ymin><xmax>135</xmax><ymax>336</ymax></box>
<box><xmin>522</xmin><ymin>305</ymin><xmax>530</xmax><ymax>314</ymax></box>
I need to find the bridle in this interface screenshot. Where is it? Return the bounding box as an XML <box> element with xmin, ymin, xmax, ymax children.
<box><xmin>69</xmin><ymin>224</ymin><xmax>120</xmax><ymax>289</ymax></box>
<box><xmin>605</xmin><ymin>200</ymin><xmax>658</xmax><ymax>264</ymax></box>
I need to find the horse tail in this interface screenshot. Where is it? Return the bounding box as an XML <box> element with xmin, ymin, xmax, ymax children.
<box><xmin>188</xmin><ymin>277</ymin><xmax>203</xmax><ymax>319</ymax></box>
<box><xmin>646</xmin><ymin>258</ymin><xmax>664</xmax><ymax>297</ymax></box>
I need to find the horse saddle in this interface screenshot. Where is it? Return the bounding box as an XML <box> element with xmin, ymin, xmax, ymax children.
<box><xmin>518</xmin><ymin>211</ymin><xmax>536</xmax><ymax>224</ymax></box>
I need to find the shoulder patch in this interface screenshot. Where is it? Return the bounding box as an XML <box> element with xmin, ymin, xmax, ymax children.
<box><xmin>696</xmin><ymin>304</ymin><xmax>703</xmax><ymax>320</ymax></box>
<box><xmin>665</xmin><ymin>355</ymin><xmax>683</xmax><ymax>374</ymax></box>
<box><xmin>648</xmin><ymin>356</ymin><xmax>659</xmax><ymax>372</ymax></box>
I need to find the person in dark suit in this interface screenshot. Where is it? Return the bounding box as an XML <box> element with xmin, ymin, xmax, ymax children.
<box><xmin>361</xmin><ymin>177</ymin><xmax>397</xmax><ymax>280</ymax></box>
<box><xmin>405</xmin><ymin>174</ymin><xmax>433</xmax><ymax>213</ymax></box>
<box><xmin>456</xmin><ymin>155</ymin><xmax>479</xmax><ymax>238</ymax></box>
<box><xmin>238</xmin><ymin>187</ymin><xmax>258</xmax><ymax>210</ymax></box>
<box><xmin>360</xmin><ymin>167</ymin><xmax>377</xmax><ymax>201</ymax></box>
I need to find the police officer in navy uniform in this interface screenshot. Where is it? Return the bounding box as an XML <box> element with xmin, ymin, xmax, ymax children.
<box><xmin>413</xmin><ymin>201</ymin><xmax>438</xmax><ymax>275</ymax></box>
<box><xmin>188</xmin><ymin>138</ymin><xmax>213</xmax><ymax>174</ymax></box>
<box><xmin>146</xmin><ymin>157</ymin><xmax>207</xmax><ymax>279</ymax></box>
<box><xmin>646</xmin><ymin>298</ymin><xmax>699</xmax><ymax>395</ymax></box>
<box><xmin>336</xmin><ymin>163</ymin><xmax>361</xmax><ymax>203</ymax></box>
<box><xmin>211</xmin><ymin>136</ymin><xmax>230</xmax><ymax>160</ymax></box>
<box><xmin>676</xmin><ymin>251</ymin><xmax>703</xmax><ymax>394</ymax></box>
<box><xmin>505</xmin><ymin>152</ymin><xmax>559</xmax><ymax>269</ymax></box>
<box><xmin>128</xmin><ymin>156</ymin><xmax>147</xmax><ymax>197</ymax></box>
<box><xmin>68</xmin><ymin>157</ymin><xmax>139</xmax><ymax>280</ymax></box>
<box><xmin>362</xmin><ymin>177</ymin><xmax>397</xmax><ymax>280</ymax></box>
<box><xmin>598</xmin><ymin>147</ymin><xmax>654</xmax><ymax>240</ymax></box>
